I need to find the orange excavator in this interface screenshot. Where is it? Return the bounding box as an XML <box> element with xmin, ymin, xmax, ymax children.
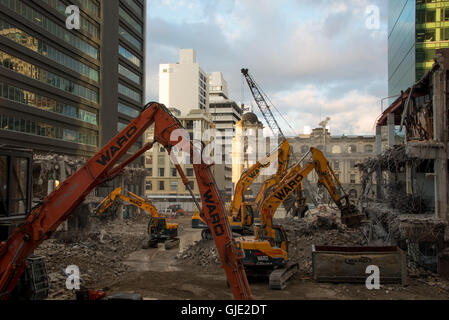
<box><xmin>0</xmin><ymin>102</ymin><xmax>252</xmax><ymax>300</ymax></box>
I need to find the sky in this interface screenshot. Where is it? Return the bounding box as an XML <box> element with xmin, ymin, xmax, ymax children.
<box><xmin>145</xmin><ymin>0</ymin><xmax>388</xmax><ymax>136</ymax></box>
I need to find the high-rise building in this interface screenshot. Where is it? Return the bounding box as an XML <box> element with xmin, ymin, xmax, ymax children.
<box><xmin>0</xmin><ymin>0</ymin><xmax>145</xmax><ymax>157</ymax></box>
<box><xmin>0</xmin><ymin>0</ymin><xmax>146</xmax><ymax>195</ymax></box>
<box><xmin>209</xmin><ymin>71</ymin><xmax>242</xmax><ymax>201</ymax></box>
<box><xmin>389</xmin><ymin>0</ymin><xmax>449</xmax><ymax>97</ymax></box>
<box><xmin>159</xmin><ymin>49</ymin><xmax>209</xmax><ymax>115</ymax></box>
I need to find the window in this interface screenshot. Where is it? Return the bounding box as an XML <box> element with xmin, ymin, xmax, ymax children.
<box><xmin>0</xmin><ymin>51</ymin><xmax>98</xmax><ymax>103</ymax></box>
<box><xmin>118</xmin><ymin>102</ymin><xmax>140</xmax><ymax>117</ymax></box>
<box><xmin>159</xmin><ymin>168</ymin><xmax>165</xmax><ymax>177</ymax></box>
<box><xmin>170</xmin><ymin>181</ymin><xmax>178</xmax><ymax>191</ymax></box>
<box><xmin>160</xmin><ymin>147</ymin><xmax>165</xmax><ymax>152</ymax></box>
<box><xmin>158</xmin><ymin>181</ymin><xmax>165</xmax><ymax>191</ymax></box>
<box><xmin>187</xmin><ymin>168</ymin><xmax>194</xmax><ymax>177</ymax></box>
<box><xmin>349</xmin><ymin>145</ymin><xmax>357</xmax><ymax>153</ymax></box>
<box><xmin>147</xmin><ymin>168</ymin><xmax>153</xmax><ymax>177</ymax></box>
<box><xmin>158</xmin><ymin>155</ymin><xmax>165</xmax><ymax>165</ymax></box>
<box><xmin>118</xmin><ymin>83</ymin><xmax>141</xmax><ymax>103</ymax></box>
<box><xmin>317</xmin><ymin>145</ymin><xmax>324</xmax><ymax>151</ymax></box>
<box><xmin>171</xmin><ymin>168</ymin><xmax>177</xmax><ymax>177</ymax></box>
<box><xmin>350</xmin><ymin>174</ymin><xmax>356</xmax><ymax>184</ymax></box>
<box><xmin>0</xmin><ymin>82</ymin><xmax>97</xmax><ymax>125</ymax></box>
<box><xmin>0</xmin><ymin>19</ymin><xmax>99</xmax><ymax>81</ymax></box>
<box><xmin>333</xmin><ymin>160</ymin><xmax>340</xmax><ymax>170</ymax></box>
<box><xmin>0</xmin><ymin>113</ymin><xmax>98</xmax><ymax>146</ymax></box>
<box><xmin>145</xmin><ymin>181</ymin><xmax>152</xmax><ymax>191</ymax></box>
<box><xmin>364</xmin><ymin>145</ymin><xmax>374</xmax><ymax>153</ymax></box>
<box><xmin>119</xmin><ymin>26</ymin><xmax>142</xmax><ymax>50</ymax></box>
<box><xmin>350</xmin><ymin>160</ymin><xmax>356</xmax><ymax>169</ymax></box>
<box><xmin>1</xmin><ymin>0</ymin><xmax>98</xmax><ymax>59</ymax></box>
<box><xmin>0</xmin><ymin>156</ymin><xmax>7</xmax><ymax>216</ymax></box>
<box><xmin>41</xmin><ymin>0</ymin><xmax>100</xmax><ymax>39</ymax></box>
<box><xmin>118</xmin><ymin>64</ymin><xmax>141</xmax><ymax>85</ymax></box>
<box><xmin>122</xmin><ymin>0</ymin><xmax>143</xmax><ymax>17</ymax></box>
<box><xmin>117</xmin><ymin>122</ymin><xmax>128</xmax><ymax>132</ymax></box>
<box><xmin>146</xmin><ymin>155</ymin><xmax>153</xmax><ymax>165</ymax></box>
<box><xmin>119</xmin><ymin>7</ymin><xmax>143</xmax><ymax>34</ymax></box>
<box><xmin>119</xmin><ymin>45</ymin><xmax>141</xmax><ymax>67</ymax></box>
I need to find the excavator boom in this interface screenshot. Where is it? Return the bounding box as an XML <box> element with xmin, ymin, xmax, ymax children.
<box><xmin>0</xmin><ymin>102</ymin><xmax>252</xmax><ymax>300</ymax></box>
<box><xmin>230</xmin><ymin>139</ymin><xmax>290</xmax><ymax>217</ymax></box>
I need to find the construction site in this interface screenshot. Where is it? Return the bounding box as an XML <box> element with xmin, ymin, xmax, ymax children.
<box><xmin>1</xmin><ymin>56</ymin><xmax>449</xmax><ymax>301</ymax></box>
<box><xmin>2</xmin><ymin>0</ymin><xmax>449</xmax><ymax>304</ymax></box>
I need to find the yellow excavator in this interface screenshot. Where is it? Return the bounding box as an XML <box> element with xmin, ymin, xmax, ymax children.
<box><xmin>95</xmin><ymin>187</ymin><xmax>180</xmax><ymax>249</ymax></box>
<box><xmin>192</xmin><ymin>139</ymin><xmax>291</xmax><ymax>239</ymax></box>
<box><xmin>236</xmin><ymin>147</ymin><xmax>365</xmax><ymax>289</ymax></box>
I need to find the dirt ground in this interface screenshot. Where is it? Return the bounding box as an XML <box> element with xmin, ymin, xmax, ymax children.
<box><xmin>37</xmin><ymin>215</ymin><xmax>449</xmax><ymax>300</ymax></box>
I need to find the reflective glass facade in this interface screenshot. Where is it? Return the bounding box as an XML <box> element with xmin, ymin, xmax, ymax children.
<box><xmin>388</xmin><ymin>0</ymin><xmax>416</xmax><ymax>98</ymax></box>
<box><xmin>389</xmin><ymin>0</ymin><xmax>449</xmax><ymax>97</ymax></box>
<box><xmin>0</xmin><ymin>0</ymin><xmax>145</xmax><ymax>159</ymax></box>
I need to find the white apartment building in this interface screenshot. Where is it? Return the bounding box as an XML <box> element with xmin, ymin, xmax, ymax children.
<box><xmin>208</xmin><ymin>72</ymin><xmax>243</xmax><ymax>201</ymax></box>
<box><xmin>159</xmin><ymin>49</ymin><xmax>209</xmax><ymax>115</ymax></box>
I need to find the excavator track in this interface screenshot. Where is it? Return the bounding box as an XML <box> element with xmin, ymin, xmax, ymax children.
<box><xmin>163</xmin><ymin>238</ymin><xmax>180</xmax><ymax>250</ymax></box>
<box><xmin>268</xmin><ymin>262</ymin><xmax>299</xmax><ymax>290</ymax></box>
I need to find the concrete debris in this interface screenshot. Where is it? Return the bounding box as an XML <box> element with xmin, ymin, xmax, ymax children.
<box><xmin>35</xmin><ymin>215</ymin><xmax>149</xmax><ymax>299</ymax></box>
<box><xmin>175</xmin><ymin>240</ymin><xmax>221</xmax><ymax>267</ymax></box>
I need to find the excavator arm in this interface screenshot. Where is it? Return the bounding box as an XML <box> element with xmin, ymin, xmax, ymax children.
<box><xmin>230</xmin><ymin>139</ymin><xmax>290</xmax><ymax>218</ymax></box>
<box><xmin>259</xmin><ymin>147</ymin><xmax>362</xmax><ymax>233</ymax></box>
<box><xmin>0</xmin><ymin>102</ymin><xmax>252</xmax><ymax>300</ymax></box>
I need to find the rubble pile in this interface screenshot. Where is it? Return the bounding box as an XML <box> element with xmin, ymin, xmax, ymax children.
<box><xmin>35</xmin><ymin>215</ymin><xmax>149</xmax><ymax>299</ymax></box>
<box><xmin>175</xmin><ymin>240</ymin><xmax>221</xmax><ymax>267</ymax></box>
<box><xmin>281</xmin><ymin>216</ymin><xmax>368</xmax><ymax>273</ymax></box>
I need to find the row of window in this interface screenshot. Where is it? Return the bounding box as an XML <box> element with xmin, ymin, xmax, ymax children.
<box><xmin>119</xmin><ymin>45</ymin><xmax>141</xmax><ymax>68</ymax></box>
<box><xmin>119</xmin><ymin>6</ymin><xmax>142</xmax><ymax>35</ymax></box>
<box><xmin>119</xmin><ymin>26</ymin><xmax>142</xmax><ymax>50</ymax></box>
<box><xmin>332</xmin><ymin>160</ymin><xmax>358</xmax><ymax>170</ymax></box>
<box><xmin>0</xmin><ymin>82</ymin><xmax>97</xmax><ymax>125</ymax></box>
<box><xmin>0</xmin><ymin>51</ymin><xmax>98</xmax><ymax>103</ymax></box>
<box><xmin>118</xmin><ymin>102</ymin><xmax>140</xmax><ymax>117</ymax></box>
<box><xmin>118</xmin><ymin>63</ymin><xmax>141</xmax><ymax>85</ymax></box>
<box><xmin>0</xmin><ymin>0</ymin><xmax>98</xmax><ymax>59</ymax></box>
<box><xmin>76</xmin><ymin>0</ymin><xmax>99</xmax><ymax>17</ymax></box>
<box><xmin>42</xmin><ymin>0</ymin><xmax>100</xmax><ymax>40</ymax></box>
<box><xmin>0</xmin><ymin>113</ymin><xmax>98</xmax><ymax>146</ymax></box>
<box><xmin>0</xmin><ymin>19</ymin><xmax>98</xmax><ymax>82</ymax></box>
<box><xmin>122</xmin><ymin>0</ymin><xmax>143</xmax><ymax>17</ymax></box>
<box><xmin>147</xmin><ymin>166</ymin><xmax>194</xmax><ymax>178</ymax></box>
<box><xmin>146</xmin><ymin>180</ymin><xmax>194</xmax><ymax>192</ymax></box>
<box><xmin>298</xmin><ymin>144</ymin><xmax>374</xmax><ymax>154</ymax></box>
<box><xmin>118</xmin><ymin>83</ymin><xmax>141</xmax><ymax>103</ymax></box>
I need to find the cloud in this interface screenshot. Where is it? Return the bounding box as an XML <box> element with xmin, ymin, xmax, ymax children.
<box><xmin>146</xmin><ymin>0</ymin><xmax>388</xmax><ymax>134</ymax></box>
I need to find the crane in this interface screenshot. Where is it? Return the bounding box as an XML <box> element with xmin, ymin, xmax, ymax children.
<box><xmin>241</xmin><ymin>68</ymin><xmax>317</xmax><ymax>216</ymax></box>
<box><xmin>0</xmin><ymin>102</ymin><xmax>253</xmax><ymax>300</ymax></box>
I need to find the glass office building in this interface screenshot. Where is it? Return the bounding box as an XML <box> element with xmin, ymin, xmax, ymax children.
<box><xmin>389</xmin><ymin>0</ymin><xmax>449</xmax><ymax>98</ymax></box>
<box><xmin>0</xmin><ymin>0</ymin><xmax>146</xmax><ymax>157</ymax></box>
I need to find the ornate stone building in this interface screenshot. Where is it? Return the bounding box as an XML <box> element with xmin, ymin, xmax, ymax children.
<box><xmin>288</xmin><ymin>128</ymin><xmax>376</xmax><ymax>201</ymax></box>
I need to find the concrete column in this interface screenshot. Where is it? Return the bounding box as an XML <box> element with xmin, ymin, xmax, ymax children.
<box><xmin>433</xmin><ymin>51</ymin><xmax>449</xmax><ymax>221</ymax></box>
<box><xmin>376</xmin><ymin>125</ymin><xmax>382</xmax><ymax>155</ymax></box>
<box><xmin>376</xmin><ymin>125</ymin><xmax>383</xmax><ymax>200</ymax></box>
<box><xmin>387</xmin><ymin>113</ymin><xmax>395</xmax><ymax>147</ymax></box>
<box><xmin>406</xmin><ymin>163</ymin><xmax>413</xmax><ymax>195</ymax></box>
